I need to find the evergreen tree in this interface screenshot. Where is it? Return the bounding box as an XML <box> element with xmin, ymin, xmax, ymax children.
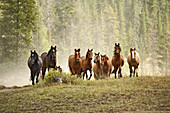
<box><xmin>0</xmin><ymin>0</ymin><xmax>37</xmax><ymax>67</ymax></box>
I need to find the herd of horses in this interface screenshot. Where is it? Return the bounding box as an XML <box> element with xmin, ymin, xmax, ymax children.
<box><xmin>28</xmin><ymin>43</ymin><xmax>139</xmax><ymax>85</ymax></box>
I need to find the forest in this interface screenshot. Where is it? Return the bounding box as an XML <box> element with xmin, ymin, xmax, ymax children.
<box><xmin>0</xmin><ymin>0</ymin><xmax>169</xmax><ymax>85</ymax></box>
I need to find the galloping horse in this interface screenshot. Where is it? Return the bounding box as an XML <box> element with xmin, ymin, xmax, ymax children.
<box><xmin>111</xmin><ymin>43</ymin><xmax>124</xmax><ymax>79</ymax></box>
<box><xmin>28</xmin><ymin>50</ymin><xmax>43</xmax><ymax>85</ymax></box>
<box><xmin>41</xmin><ymin>46</ymin><xmax>57</xmax><ymax>79</ymax></box>
<box><xmin>68</xmin><ymin>49</ymin><xmax>82</xmax><ymax>76</ymax></box>
<box><xmin>101</xmin><ymin>55</ymin><xmax>112</xmax><ymax>78</ymax></box>
<box><xmin>93</xmin><ymin>52</ymin><xmax>102</xmax><ymax>80</ymax></box>
<box><xmin>127</xmin><ymin>48</ymin><xmax>140</xmax><ymax>77</ymax></box>
<box><xmin>81</xmin><ymin>49</ymin><xmax>93</xmax><ymax>80</ymax></box>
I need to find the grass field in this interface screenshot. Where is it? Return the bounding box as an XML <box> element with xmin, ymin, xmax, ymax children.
<box><xmin>0</xmin><ymin>76</ymin><xmax>170</xmax><ymax>112</ymax></box>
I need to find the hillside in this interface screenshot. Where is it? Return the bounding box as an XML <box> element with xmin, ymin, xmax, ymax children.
<box><xmin>0</xmin><ymin>76</ymin><xmax>170</xmax><ymax>112</ymax></box>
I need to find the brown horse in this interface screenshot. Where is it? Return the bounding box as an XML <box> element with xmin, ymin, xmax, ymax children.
<box><xmin>93</xmin><ymin>52</ymin><xmax>102</xmax><ymax>80</ymax></box>
<box><xmin>41</xmin><ymin>46</ymin><xmax>57</xmax><ymax>79</ymax></box>
<box><xmin>127</xmin><ymin>48</ymin><xmax>140</xmax><ymax>77</ymax></box>
<box><xmin>81</xmin><ymin>49</ymin><xmax>93</xmax><ymax>80</ymax></box>
<box><xmin>111</xmin><ymin>43</ymin><xmax>124</xmax><ymax>79</ymax></box>
<box><xmin>101</xmin><ymin>55</ymin><xmax>112</xmax><ymax>78</ymax></box>
<box><xmin>68</xmin><ymin>49</ymin><xmax>82</xmax><ymax>76</ymax></box>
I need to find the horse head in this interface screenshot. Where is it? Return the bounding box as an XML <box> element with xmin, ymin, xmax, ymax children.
<box><xmin>48</xmin><ymin>46</ymin><xmax>57</xmax><ymax>60</ymax></box>
<box><xmin>30</xmin><ymin>50</ymin><xmax>38</xmax><ymax>65</ymax></box>
<box><xmin>86</xmin><ymin>49</ymin><xmax>93</xmax><ymax>61</ymax></box>
<box><xmin>101</xmin><ymin>55</ymin><xmax>108</xmax><ymax>65</ymax></box>
<box><xmin>75</xmin><ymin>48</ymin><xmax>80</xmax><ymax>62</ymax></box>
<box><xmin>114</xmin><ymin>43</ymin><xmax>121</xmax><ymax>55</ymax></box>
<box><xmin>130</xmin><ymin>48</ymin><xmax>136</xmax><ymax>60</ymax></box>
<box><xmin>94</xmin><ymin>52</ymin><xmax>100</xmax><ymax>63</ymax></box>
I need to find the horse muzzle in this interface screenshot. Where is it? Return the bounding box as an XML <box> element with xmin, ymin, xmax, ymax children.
<box><xmin>115</xmin><ymin>52</ymin><xmax>119</xmax><ymax>55</ymax></box>
<box><xmin>76</xmin><ymin>58</ymin><xmax>79</xmax><ymax>62</ymax></box>
<box><xmin>52</xmin><ymin>57</ymin><xmax>56</xmax><ymax>60</ymax></box>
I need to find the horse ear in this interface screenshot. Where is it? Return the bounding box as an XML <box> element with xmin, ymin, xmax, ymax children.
<box><xmin>55</xmin><ymin>46</ymin><xmax>56</xmax><ymax>49</ymax></box>
<box><xmin>115</xmin><ymin>43</ymin><xmax>117</xmax><ymax>46</ymax></box>
<box><xmin>130</xmin><ymin>48</ymin><xmax>132</xmax><ymax>52</ymax></box>
<box><xmin>134</xmin><ymin>48</ymin><xmax>136</xmax><ymax>50</ymax></box>
<box><xmin>78</xmin><ymin>48</ymin><xmax>80</xmax><ymax>51</ymax></box>
<box><xmin>51</xmin><ymin>46</ymin><xmax>53</xmax><ymax>49</ymax></box>
<box><xmin>34</xmin><ymin>50</ymin><xmax>36</xmax><ymax>53</ymax></box>
<box><xmin>30</xmin><ymin>50</ymin><xmax>32</xmax><ymax>53</ymax></box>
<box><xmin>74</xmin><ymin>49</ymin><xmax>76</xmax><ymax>51</ymax></box>
<box><xmin>91</xmin><ymin>49</ymin><xmax>93</xmax><ymax>51</ymax></box>
<box><xmin>98</xmin><ymin>52</ymin><xmax>100</xmax><ymax>55</ymax></box>
<box><xmin>118</xmin><ymin>43</ymin><xmax>120</xmax><ymax>46</ymax></box>
<box><xmin>88</xmin><ymin>49</ymin><xmax>89</xmax><ymax>51</ymax></box>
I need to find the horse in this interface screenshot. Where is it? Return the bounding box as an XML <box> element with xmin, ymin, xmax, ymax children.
<box><xmin>127</xmin><ymin>48</ymin><xmax>140</xmax><ymax>77</ymax></box>
<box><xmin>41</xmin><ymin>46</ymin><xmax>57</xmax><ymax>79</ymax></box>
<box><xmin>111</xmin><ymin>43</ymin><xmax>124</xmax><ymax>79</ymax></box>
<box><xmin>81</xmin><ymin>49</ymin><xmax>93</xmax><ymax>80</ymax></box>
<box><xmin>28</xmin><ymin>50</ymin><xmax>43</xmax><ymax>85</ymax></box>
<box><xmin>55</xmin><ymin>65</ymin><xmax>62</xmax><ymax>72</ymax></box>
<box><xmin>93</xmin><ymin>52</ymin><xmax>102</xmax><ymax>80</ymax></box>
<box><xmin>101</xmin><ymin>55</ymin><xmax>112</xmax><ymax>78</ymax></box>
<box><xmin>68</xmin><ymin>48</ymin><xmax>82</xmax><ymax>76</ymax></box>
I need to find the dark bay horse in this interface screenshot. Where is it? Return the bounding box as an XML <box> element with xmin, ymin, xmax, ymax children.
<box><xmin>127</xmin><ymin>48</ymin><xmax>140</xmax><ymax>77</ymax></box>
<box><xmin>28</xmin><ymin>50</ymin><xmax>43</xmax><ymax>85</ymax></box>
<box><xmin>68</xmin><ymin>49</ymin><xmax>82</xmax><ymax>76</ymax></box>
<box><xmin>93</xmin><ymin>52</ymin><xmax>102</xmax><ymax>80</ymax></box>
<box><xmin>101</xmin><ymin>55</ymin><xmax>112</xmax><ymax>78</ymax></box>
<box><xmin>81</xmin><ymin>49</ymin><xmax>93</xmax><ymax>80</ymax></box>
<box><xmin>41</xmin><ymin>46</ymin><xmax>57</xmax><ymax>79</ymax></box>
<box><xmin>111</xmin><ymin>43</ymin><xmax>124</xmax><ymax>79</ymax></box>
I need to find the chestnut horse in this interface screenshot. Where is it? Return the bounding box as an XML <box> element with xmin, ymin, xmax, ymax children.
<box><xmin>111</xmin><ymin>43</ymin><xmax>124</xmax><ymax>79</ymax></box>
<box><xmin>93</xmin><ymin>52</ymin><xmax>102</xmax><ymax>80</ymax></box>
<box><xmin>101</xmin><ymin>55</ymin><xmax>112</xmax><ymax>78</ymax></box>
<box><xmin>41</xmin><ymin>46</ymin><xmax>57</xmax><ymax>79</ymax></box>
<box><xmin>68</xmin><ymin>49</ymin><xmax>82</xmax><ymax>76</ymax></box>
<box><xmin>81</xmin><ymin>49</ymin><xmax>93</xmax><ymax>80</ymax></box>
<box><xmin>127</xmin><ymin>48</ymin><xmax>140</xmax><ymax>77</ymax></box>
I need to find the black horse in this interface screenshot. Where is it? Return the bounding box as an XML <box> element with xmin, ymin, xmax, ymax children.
<box><xmin>41</xmin><ymin>46</ymin><xmax>57</xmax><ymax>79</ymax></box>
<box><xmin>28</xmin><ymin>50</ymin><xmax>43</xmax><ymax>85</ymax></box>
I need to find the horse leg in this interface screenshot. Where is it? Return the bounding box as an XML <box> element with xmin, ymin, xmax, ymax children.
<box><xmin>36</xmin><ymin>70</ymin><xmax>40</xmax><ymax>84</ymax></box>
<box><xmin>114</xmin><ymin>67</ymin><xmax>118</xmax><ymax>79</ymax></box>
<box><xmin>129</xmin><ymin>65</ymin><xmax>132</xmax><ymax>77</ymax></box>
<box><xmin>86</xmin><ymin>70</ymin><xmax>88</xmax><ymax>80</ymax></box>
<box><xmin>88</xmin><ymin>69</ymin><xmax>92</xmax><ymax>80</ymax></box>
<box><xmin>118</xmin><ymin>65</ymin><xmax>122</xmax><ymax>78</ymax></box>
<box><xmin>133</xmin><ymin>67</ymin><xmax>135</xmax><ymax>77</ymax></box>
<box><xmin>31</xmin><ymin>71</ymin><xmax>35</xmax><ymax>85</ymax></box>
<box><xmin>83</xmin><ymin>70</ymin><xmax>87</xmax><ymax>80</ymax></box>
<box><xmin>135</xmin><ymin>67</ymin><xmax>138</xmax><ymax>77</ymax></box>
<box><xmin>42</xmin><ymin>67</ymin><xmax>46</xmax><ymax>80</ymax></box>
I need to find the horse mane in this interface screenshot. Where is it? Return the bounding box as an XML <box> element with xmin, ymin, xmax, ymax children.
<box><xmin>86</xmin><ymin>51</ymin><xmax>88</xmax><ymax>58</ymax></box>
<box><xmin>47</xmin><ymin>49</ymin><xmax>52</xmax><ymax>56</ymax></box>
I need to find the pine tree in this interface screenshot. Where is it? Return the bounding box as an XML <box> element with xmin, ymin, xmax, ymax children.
<box><xmin>0</xmin><ymin>0</ymin><xmax>37</xmax><ymax>67</ymax></box>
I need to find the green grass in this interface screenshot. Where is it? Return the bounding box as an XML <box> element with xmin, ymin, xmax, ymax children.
<box><xmin>0</xmin><ymin>76</ymin><xmax>170</xmax><ymax>112</ymax></box>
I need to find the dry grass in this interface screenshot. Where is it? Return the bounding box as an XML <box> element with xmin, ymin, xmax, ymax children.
<box><xmin>0</xmin><ymin>76</ymin><xmax>169</xmax><ymax>112</ymax></box>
